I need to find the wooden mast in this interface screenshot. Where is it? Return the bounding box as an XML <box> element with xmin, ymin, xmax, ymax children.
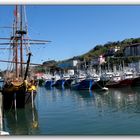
<box><xmin>15</xmin><ymin>5</ymin><xmax>18</xmax><ymax>78</ymax></box>
<box><xmin>20</xmin><ymin>5</ymin><xmax>23</xmax><ymax>78</ymax></box>
<box><xmin>0</xmin><ymin>5</ymin><xmax>51</xmax><ymax>80</ymax></box>
<box><xmin>14</xmin><ymin>5</ymin><xmax>26</xmax><ymax>79</ymax></box>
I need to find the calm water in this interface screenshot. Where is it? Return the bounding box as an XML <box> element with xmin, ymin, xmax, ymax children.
<box><xmin>3</xmin><ymin>86</ymin><xmax>140</xmax><ymax>135</ymax></box>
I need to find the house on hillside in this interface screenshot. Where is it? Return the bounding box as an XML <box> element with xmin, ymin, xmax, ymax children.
<box><xmin>103</xmin><ymin>46</ymin><xmax>120</xmax><ymax>57</ymax></box>
<box><xmin>91</xmin><ymin>55</ymin><xmax>105</xmax><ymax>66</ymax></box>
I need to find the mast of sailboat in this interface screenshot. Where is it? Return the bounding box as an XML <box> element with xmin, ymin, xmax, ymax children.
<box><xmin>0</xmin><ymin>5</ymin><xmax>51</xmax><ymax>79</ymax></box>
<box><xmin>20</xmin><ymin>5</ymin><xmax>23</xmax><ymax>78</ymax></box>
<box><xmin>14</xmin><ymin>5</ymin><xmax>26</xmax><ymax>78</ymax></box>
<box><xmin>14</xmin><ymin>5</ymin><xmax>18</xmax><ymax>78</ymax></box>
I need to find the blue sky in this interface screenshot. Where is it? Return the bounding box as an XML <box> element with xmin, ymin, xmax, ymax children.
<box><xmin>0</xmin><ymin>5</ymin><xmax>140</xmax><ymax>70</ymax></box>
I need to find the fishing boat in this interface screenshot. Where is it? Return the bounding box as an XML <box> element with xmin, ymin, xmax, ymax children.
<box><xmin>70</xmin><ymin>72</ymin><xmax>94</xmax><ymax>90</ymax></box>
<box><xmin>71</xmin><ymin>78</ymin><xmax>94</xmax><ymax>90</ymax></box>
<box><xmin>45</xmin><ymin>74</ymin><xmax>57</xmax><ymax>88</ymax></box>
<box><xmin>90</xmin><ymin>80</ymin><xmax>108</xmax><ymax>91</ymax></box>
<box><xmin>90</xmin><ymin>73</ymin><xmax>108</xmax><ymax>91</ymax></box>
<box><xmin>62</xmin><ymin>74</ymin><xmax>74</xmax><ymax>88</ymax></box>
<box><xmin>106</xmin><ymin>71</ymin><xmax>134</xmax><ymax>88</ymax></box>
<box><xmin>132</xmin><ymin>76</ymin><xmax>140</xmax><ymax>86</ymax></box>
<box><xmin>45</xmin><ymin>79</ymin><xmax>55</xmax><ymax>88</ymax></box>
<box><xmin>52</xmin><ymin>74</ymin><xmax>73</xmax><ymax>89</ymax></box>
<box><xmin>131</xmin><ymin>73</ymin><xmax>140</xmax><ymax>86</ymax></box>
<box><xmin>0</xmin><ymin>5</ymin><xmax>50</xmax><ymax>109</ymax></box>
<box><xmin>90</xmin><ymin>71</ymin><xmax>113</xmax><ymax>90</ymax></box>
<box><xmin>100</xmin><ymin>71</ymin><xmax>114</xmax><ymax>82</ymax></box>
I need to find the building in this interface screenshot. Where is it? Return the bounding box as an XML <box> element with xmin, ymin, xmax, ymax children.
<box><xmin>91</xmin><ymin>55</ymin><xmax>105</xmax><ymax>66</ymax></box>
<box><xmin>57</xmin><ymin>59</ymin><xmax>79</xmax><ymax>69</ymax></box>
<box><xmin>124</xmin><ymin>43</ymin><xmax>140</xmax><ymax>56</ymax></box>
<box><xmin>124</xmin><ymin>43</ymin><xmax>140</xmax><ymax>72</ymax></box>
<box><xmin>104</xmin><ymin>46</ymin><xmax>120</xmax><ymax>57</ymax></box>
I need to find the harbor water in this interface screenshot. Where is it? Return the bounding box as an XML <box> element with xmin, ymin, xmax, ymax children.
<box><xmin>3</xmin><ymin>86</ymin><xmax>140</xmax><ymax>135</ymax></box>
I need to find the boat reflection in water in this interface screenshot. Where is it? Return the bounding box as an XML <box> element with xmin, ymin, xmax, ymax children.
<box><xmin>4</xmin><ymin>86</ymin><xmax>140</xmax><ymax>135</ymax></box>
<box><xmin>4</xmin><ymin>104</ymin><xmax>39</xmax><ymax>135</ymax></box>
<box><xmin>74</xmin><ymin>87</ymin><xmax>140</xmax><ymax>114</ymax></box>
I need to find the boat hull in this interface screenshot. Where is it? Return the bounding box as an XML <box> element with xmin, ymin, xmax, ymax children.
<box><xmin>91</xmin><ymin>80</ymin><xmax>108</xmax><ymax>90</ymax></box>
<box><xmin>45</xmin><ymin>80</ymin><xmax>55</xmax><ymax>88</ymax></box>
<box><xmin>38</xmin><ymin>79</ymin><xmax>45</xmax><ymax>86</ymax></box>
<box><xmin>2</xmin><ymin>83</ymin><xmax>26</xmax><ymax>109</ymax></box>
<box><xmin>52</xmin><ymin>79</ymin><xmax>73</xmax><ymax>89</ymax></box>
<box><xmin>71</xmin><ymin>79</ymin><xmax>93</xmax><ymax>90</ymax></box>
<box><xmin>64</xmin><ymin>79</ymin><xmax>73</xmax><ymax>88</ymax></box>
<box><xmin>52</xmin><ymin>79</ymin><xmax>65</xmax><ymax>88</ymax></box>
<box><xmin>131</xmin><ymin>77</ymin><xmax>140</xmax><ymax>86</ymax></box>
<box><xmin>106</xmin><ymin>78</ymin><xmax>133</xmax><ymax>88</ymax></box>
<box><xmin>2</xmin><ymin>82</ymin><xmax>37</xmax><ymax>110</ymax></box>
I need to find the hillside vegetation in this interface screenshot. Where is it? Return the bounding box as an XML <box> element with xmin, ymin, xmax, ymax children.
<box><xmin>36</xmin><ymin>37</ymin><xmax>140</xmax><ymax>73</ymax></box>
<box><xmin>73</xmin><ymin>37</ymin><xmax>140</xmax><ymax>61</ymax></box>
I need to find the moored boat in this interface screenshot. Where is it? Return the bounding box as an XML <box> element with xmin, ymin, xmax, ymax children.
<box><xmin>45</xmin><ymin>79</ymin><xmax>55</xmax><ymax>88</ymax></box>
<box><xmin>52</xmin><ymin>74</ymin><xmax>73</xmax><ymax>89</ymax></box>
<box><xmin>1</xmin><ymin>5</ymin><xmax>49</xmax><ymax>109</ymax></box>
<box><xmin>71</xmin><ymin>78</ymin><xmax>94</xmax><ymax>90</ymax></box>
<box><xmin>131</xmin><ymin>73</ymin><xmax>140</xmax><ymax>86</ymax></box>
<box><xmin>106</xmin><ymin>71</ymin><xmax>134</xmax><ymax>88</ymax></box>
<box><xmin>90</xmin><ymin>80</ymin><xmax>108</xmax><ymax>91</ymax></box>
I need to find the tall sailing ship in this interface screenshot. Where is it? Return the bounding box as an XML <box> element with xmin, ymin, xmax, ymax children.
<box><xmin>0</xmin><ymin>5</ymin><xmax>50</xmax><ymax>109</ymax></box>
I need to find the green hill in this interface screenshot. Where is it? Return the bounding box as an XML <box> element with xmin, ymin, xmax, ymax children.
<box><xmin>77</xmin><ymin>37</ymin><xmax>140</xmax><ymax>61</ymax></box>
<box><xmin>37</xmin><ymin>37</ymin><xmax>140</xmax><ymax>73</ymax></box>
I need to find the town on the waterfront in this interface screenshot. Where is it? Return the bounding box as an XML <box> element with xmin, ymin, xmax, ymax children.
<box><xmin>33</xmin><ymin>38</ymin><xmax>140</xmax><ymax>91</ymax></box>
<box><xmin>1</xmin><ymin>4</ymin><xmax>140</xmax><ymax>135</ymax></box>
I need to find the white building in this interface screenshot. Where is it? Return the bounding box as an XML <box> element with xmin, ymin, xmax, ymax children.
<box><xmin>58</xmin><ymin>59</ymin><xmax>79</xmax><ymax>69</ymax></box>
<box><xmin>91</xmin><ymin>55</ymin><xmax>105</xmax><ymax>65</ymax></box>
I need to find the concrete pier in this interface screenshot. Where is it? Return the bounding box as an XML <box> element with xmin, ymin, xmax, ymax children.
<box><xmin>0</xmin><ymin>92</ymin><xmax>9</xmax><ymax>135</ymax></box>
